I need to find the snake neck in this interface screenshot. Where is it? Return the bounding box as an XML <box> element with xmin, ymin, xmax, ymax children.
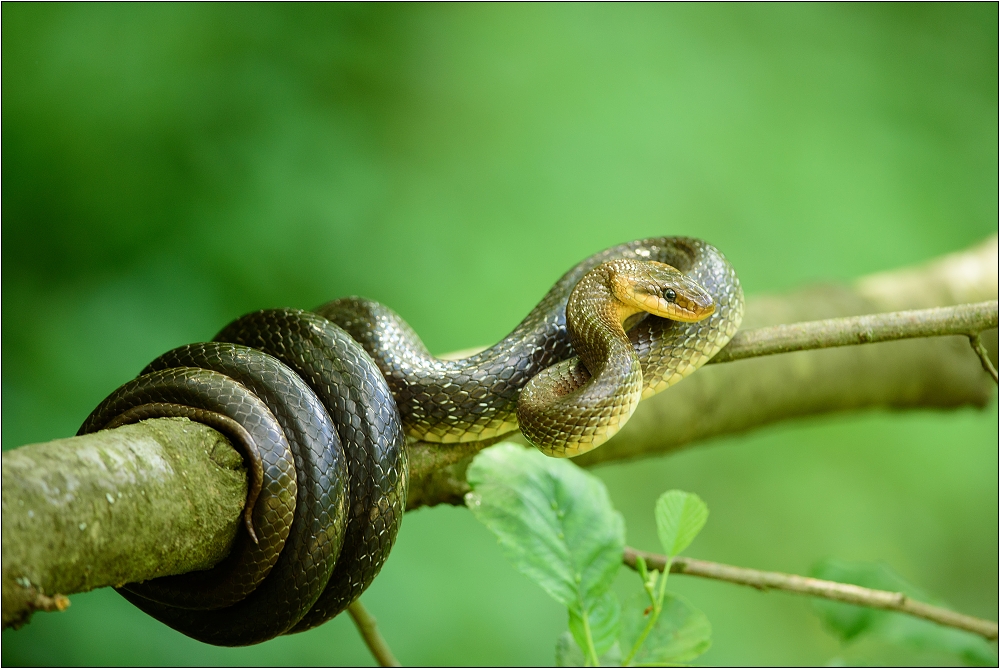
<box><xmin>315</xmin><ymin>296</ymin><xmax>576</xmax><ymax>444</ymax></box>
<box><xmin>566</xmin><ymin>264</ymin><xmax>642</xmax><ymax>382</ymax></box>
<box><xmin>514</xmin><ymin>263</ymin><xmax>645</xmax><ymax>457</ymax></box>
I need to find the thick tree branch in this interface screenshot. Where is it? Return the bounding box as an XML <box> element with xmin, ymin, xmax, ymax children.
<box><xmin>2</xmin><ymin>236</ymin><xmax>996</xmax><ymax>629</ymax></box>
<box><xmin>348</xmin><ymin>600</ymin><xmax>401</xmax><ymax>667</ymax></box>
<box><xmin>623</xmin><ymin>547</ymin><xmax>999</xmax><ymax>642</ymax></box>
<box><xmin>2</xmin><ymin>420</ymin><xmax>246</xmax><ymax>629</ymax></box>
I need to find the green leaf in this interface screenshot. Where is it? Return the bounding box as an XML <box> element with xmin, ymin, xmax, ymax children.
<box><xmin>654</xmin><ymin>491</ymin><xmax>708</xmax><ymax>558</ymax></box>
<box><xmin>568</xmin><ymin>590</ymin><xmax>621</xmax><ymax>658</ymax></box>
<box><xmin>556</xmin><ymin>632</ymin><xmax>623</xmax><ymax>667</ymax></box>
<box><xmin>811</xmin><ymin>559</ymin><xmax>997</xmax><ymax>667</ymax></box>
<box><xmin>620</xmin><ymin>589</ymin><xmax>712</xmax><ymax>666</ymax></box>
<box><xmin>466</xmin><ymin>443</ymin><xmax>626</xmax><ymax>657</ymax></box>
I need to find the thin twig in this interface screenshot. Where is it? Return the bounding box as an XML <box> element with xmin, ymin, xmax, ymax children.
<box><xmin>623</xmin><ymin>547</ymin><xmax>999</xmax><ymax>641</ymax></box>
<box><xmin>348</xmin><ymin>599</ymin><xmax>401</xmax><ymax>667</ymax></box>
<box><xmin>968</xmin><ymin>333</ymin><xmax>999</xmax><ymax>384</ymax></box>
<box><xmin>710</xmin><ymin>301</ymin><xmax>998</xmax><ymax>364</ymax></box>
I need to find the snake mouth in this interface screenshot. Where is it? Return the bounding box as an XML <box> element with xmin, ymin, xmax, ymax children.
<box><xmin>654</xmin><ymin>296</ymin><xmax>715</xmax><ymax>323</ymax></box>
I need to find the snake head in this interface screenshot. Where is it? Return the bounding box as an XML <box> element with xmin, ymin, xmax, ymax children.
<box><xmin>610</xmin><ymin>259</ymin><xmax>715</xmax><ymax>323</ymax></box>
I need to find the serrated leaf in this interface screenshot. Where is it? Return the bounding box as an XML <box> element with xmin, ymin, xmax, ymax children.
<box><xmin>654</xmin><ymin>490</ymin><xmax>708</xmax><ymax>558</ymax></box>
<box><xmin>811</xmin><ymin>559</ymin><xmax>997</xmax><ymax>666</ymax></box>
<box><xmin>466</xmin><ymin>443</ymin><xmax>626</xmax><ymax>656</ymax></box>
<box><xmin>568</xmin><ymin>590</ymin><xmax>621</xmax><ymax>658</ymax></box>
<box><xmin>620</xmin><ymin>589</ymin><xmax>712</xmax><ymax>666</ymax></box>
<box><xmin>557</xmin><ymin>632</ymin><xmax>623</xmax><ymax>667</ymax></box>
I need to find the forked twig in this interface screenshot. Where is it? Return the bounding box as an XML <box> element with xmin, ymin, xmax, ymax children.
<box><xmin>623</xmin><ymin>547</ymin><xmax>999</xmax><ymax>641</ymax></box>
<box><xmin>968</xmin><ymin>333</ymin><xmax>999</xmax><ymax>383</ymax></box>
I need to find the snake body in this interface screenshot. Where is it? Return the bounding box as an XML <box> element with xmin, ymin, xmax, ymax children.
<box><xmin>79</xmin><ymin>236</ymin><xmax>742</xmax><ymax>646</ymax></box>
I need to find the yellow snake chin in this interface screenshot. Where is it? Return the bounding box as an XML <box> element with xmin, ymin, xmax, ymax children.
<box><xmin>517</xmin><ymin>257</ymin><xmax>717</xmax><ymax>459</ymax></box>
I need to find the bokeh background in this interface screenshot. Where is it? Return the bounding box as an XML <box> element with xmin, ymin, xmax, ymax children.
<box><xmin>2</xmin><ymin>4</ymin><xmax>996</xmax><ymax>666</ymax></box>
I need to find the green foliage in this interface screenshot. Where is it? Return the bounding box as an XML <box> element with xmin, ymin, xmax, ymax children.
<box><xmin>556</xmin><ymin>632</ymin><xmax>622</xmax><ymax>668</ymax></box>
<box><xmin>655</xmin><ymin>491</ymin><xmax>709</xmax><ymax>559</ymax></box>
<box><xmin>466</xmin><ymin>443</ymin><xmax>626</xmax><ymax>663</ymax></box>
<box><xmin>619</xmin><ymin>591</ymin><xmax>712</xmax><ymax>667</ymax></box>
<box><xmin>468</xmin><ymin>445</ymin><xmax>997</xmax><ymax>667</ymax></box>
<box><xmin>619</xmin><ymin>491</ymin><xmax>711</xmax><ymax>666</ymax></box>
<box><xmin>467</xmin><ymin>443</ymin><xmax>712</xmax><ymax>666</ymax></box>
<box><xmin>811</xmin><ymin>559</ymin><xmax>998</xmax><ymax>667</ymax></box>
<box><xmin>568</xmin><ymin>592</ymin><xmax>622</xmax><ymax>660</ymax></box>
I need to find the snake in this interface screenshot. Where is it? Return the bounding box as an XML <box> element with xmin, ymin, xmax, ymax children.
<box><xmin>79</xmin><ymin>236</ymin><xmax>742</xmax><ymax>646</ymax></box>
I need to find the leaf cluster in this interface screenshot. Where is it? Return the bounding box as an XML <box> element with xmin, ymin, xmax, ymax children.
<box><xmin>464</xmin><ymin>442</ymin><xmax>996</xmax><ymax>667</ymax></box>
<box><xmin>466</xmin><ymin>443</ymin><xmax>712</xmax><ymax>666</ymax></box>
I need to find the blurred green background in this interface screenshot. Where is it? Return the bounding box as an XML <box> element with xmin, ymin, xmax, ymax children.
<box><xmin>2</xmin><ymin>4</ymin><xmax>996</xmax><ymax>666</ymax></box>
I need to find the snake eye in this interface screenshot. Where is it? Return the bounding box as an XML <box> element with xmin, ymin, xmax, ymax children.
<box><xmin>664</xmin><ymin>288</ymin><xmax>677</xmax><ymax>302</ymax></box>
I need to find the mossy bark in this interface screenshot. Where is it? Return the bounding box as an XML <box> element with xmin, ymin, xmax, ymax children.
<box><xmin>2</xmin><ymin>419</ymin><xmax>247</xmax><ymax>628</ymax></box>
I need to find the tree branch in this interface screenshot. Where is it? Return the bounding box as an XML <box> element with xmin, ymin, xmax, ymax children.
<box><xmin>709</xmin><ymin>301</ymin><xmax>997</xmax><ymax>364</ymax></box>
<box><xmin>2</xmin><ymin>236</ymin><xmax>996</xmax><ymax>629</ymax></box>
<box><xmin>622</xmin><ymin>546</ymin><xmax>999</xmax><ymax>642</ymax></box>
<box><xmin>348</xmin><ymin>600</ymin><xmax>401</xmax><ymax>667</ymax></box>
<box><xmin>1</xmin><ymin>420</ymin><xmax>247</xmax><ymax>629</ymax></box>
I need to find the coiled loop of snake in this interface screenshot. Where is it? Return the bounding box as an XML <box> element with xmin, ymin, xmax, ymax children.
<box><xmin>320</xmin><ymin>236</ymin><xmax>743</xmax><ymax>454</ymax></box>
<box><xmin>79</xmin><ymin>236</ymin><xmax>741</xmax><ymax>647</ymax></box>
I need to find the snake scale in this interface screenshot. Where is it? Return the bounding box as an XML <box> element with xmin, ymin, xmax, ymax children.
<box><xmin>79</xmin><ymin>236</ymin><xmax>743</xmax><ymax>646</ymax></box>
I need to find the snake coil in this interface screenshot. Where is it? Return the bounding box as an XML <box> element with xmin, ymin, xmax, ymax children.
<box><xmin>79</xmin><ymin>236</ymin><xmax>742</xmax><ymax>646</ymax></box>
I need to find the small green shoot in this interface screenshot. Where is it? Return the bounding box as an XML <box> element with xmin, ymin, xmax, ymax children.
<box><xmin>655</xmin><ymin>490</ymin><xmax>709</xmax><ymax>559</ymax></box>
<box><xmin>619</xmin><ymin>590</ymin><xmax>712</xmax><ymax>666</ymax></box>
<box><xmin>620</xmin><ymin>491</ymin><xmax>710</xmax><ymax>666</ymax></box>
